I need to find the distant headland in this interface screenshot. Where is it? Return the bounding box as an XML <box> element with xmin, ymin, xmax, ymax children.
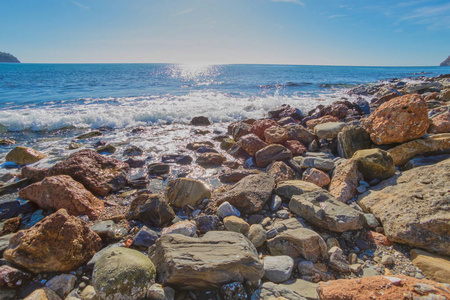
<box><xmin>441</xmin><ymin>55</ymin><xmax>450</xmax><ymax>66</ymax></box>
<box><xmin>0</xmin><ymin>52</ymin><xmax>20</xmax><ymax>63</ymax></box>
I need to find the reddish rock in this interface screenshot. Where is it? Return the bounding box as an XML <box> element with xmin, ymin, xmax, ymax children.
<box><xmin>264</xmin><ymin>126</ymin><xmax>289</xmax><ymax>145</ymax></box>
<box><xmin>363</xmin><ymin>94</ymin><xmax>429</xmax><ymax>145</ymax></box>
<box><xmin>251</xmin><ymin>119</ymin><xmax>278</xmax><ymax>140</ymax></box>
<box><xmin>4</xmin><ymin>209</ymin><xmax>101</xmax><ymax>273</ymax></box>
<box><xmin>317</xmin><ymin>275</ymin><xmax>450</xmax><ymax>300</ymax></box>
<box><xmin>0</xmin><ymin>265</ymin><xmax>31</xmax><ymax>288</ymax></box>
<box><xmin>267</xmin><ymin>161</ymin><xmax>295</xmax><ymax>183</ymax></box>
<box><xmin>284</xmin><ymin>140</ymin><xmax>307</xmax><ymax>156</ymax></box>
<box><xmin>373</xmin><ymin>92</ymin><xmax>400</xmax><ymax>106</ymax></box>
<box><xmin>255</xmin><ymin>144</ymin><xmax>293</xmax><ymax>168</ymax></box>
<box><xmin>367</xmin><ymin>231</ymin><xmax>394</xmax><ymax>246</ymax></box>
<box><xmin>230</xmin><ymin>121</ymin><xmax>253</xmax><ymax>141</ymax></box>
<box><xmin>306</xmin><ymin>115</ymin><xmax>339</xmax><ymax>130</ymax></box>
<box><xmin>239</xmin><ymin>134</ymin><xmax>268</xmax><ymax>156</ymax></box>
<box><xmin>302</xmin><ymin>168</ymin><xmax>330</xmax><ymax>187</ymax></box>
<box><xmin>428</xmin><ymin>111</ymin><xmax>450</xmax><ymax>133</ymax></box>
<box><xmin>284</xmin><ymin>124</ymin><xmax>316</xmax><ymax>146</ymax></box>
<box><xmin>196</xmin><ymin>153</ymin><xmax>226</xmax><ymax>167</ymax></box>
<box><xmin>329</xmin><ymin>159</ymin><xmax>363</xmax><ymax>203</ymax></box>
<box><xmin>424</xmin><ymin>92</ymin><xmax>438</xmax><ymax>101</ymax></box>
<box><xmin>19</xmin><ymin>175</ymin><xmax>104</xmax><ymax>220</ymax></box>
<box><xmin>317</xmin><ymin>103</ymin><xmax>349</xmax><ymax>119</ymax></box>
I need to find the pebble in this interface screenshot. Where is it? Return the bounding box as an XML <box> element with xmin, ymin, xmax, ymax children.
<box><xmin>356</xmin><ymin>185</ymin><xmax>367</xmax><ymax>193</ymax></box>
<box><xmin>270</xmin><ymin>195</ymin><xmax>282</xmax><ymax>211</ymax></box>
<box><xmin>217</xmin><ymin>201</ymin><xmax>241</xmax><ymax>218</ymax></box>
<box><xmin>276</xmin><ymin>209</ymin><xmax>290</xmax><ymax>219</ymax></box>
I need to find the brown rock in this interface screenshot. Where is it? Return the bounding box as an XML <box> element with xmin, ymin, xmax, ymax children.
<box><xmin>251</xmin><ymin>119</ymin><xmax>278</xmax><ymax>140</ymax></box>
<box><xmin>317</xmin><ymin>103</ymin><xmax>349</xmax><ymax>119</ymax></box>
<box><xmin>19</xmin><ymin>175</ymin><xmax>104</xmax><ymax>220</ymax></box>
<box><xmin>239</xmin><ymin>134</ymin><xmax>268</xmax><ymax>156</ymax></box>
<box><xmin>428</xmin><ymin>111</ymin><xmax>450</xmax><ymax>133</ymax></box>
<box><xmin>264</xmin><ymin>126</ymin><xmax>289</xmax><ymax>145</ymax></box>
<box><xmin>127</xmin><ymin>193</ymin><xmax>175</xmax><ymax>227</ymax></box>
<box><xmin>223</xmin><ymin>216</ymin><xmax>250</xmax><ymax>234</ymax></box>
<box><xmin>24</xmin><ymin>288</ymin><xmax>62</xmax><ymax>300</ymax></box>
<box><xmin>352</xmin><ymin>148</ymin><xmax>395</xmax><ymax>182</ymax></box>
<box><xmin>424</xmin><ymin>92</ymin><xmax>438</xmax><ymax>101</ymax></box>
<box><xmin>275</xmin><ymin>180</ymin><xmax>321</xmax><ymax>200</ymax></box>
<box><xmin>284</xmin><ymin>124</ymin><xmax>316</xmax><ymax>146</ymax></box>
<box><xmin>0</xmin><ymin>265</ymin><xmax>31</xmax><ymax>288</ymax></box>
<box><xmin>266</xmin><ymin>161</ymin><xmax>295</xmax><ymax>183</ymax></box>
<box><xmin>410</xmin><ymin>249</ymin><xmax>450</xmax><ymax>284</ymax></box>
<box><xmin>187</xmin><ymin>141</ymin><xmax>214</xmax><ymax>150</ymax></box>
<box><xmin>439</xmin><ymin>89</ymin><xmax>450</xmax><ymax>102</ymax></box>
<box><xmin>317</xmin><ymin>275</ymin><xmax>450</xmax><ymax>300</ymax></box>
<box><xmin>283</xmin><ymin>140</ymin><xmax>307</xmax><ymax>156</ymax></box>
<box><xmin>0</xmin><ymin>217</ymin><xmax>20</xmax><ymax>236</ymax></box>
<box><xmin>363</xmin><ymin>94</ymin><xmax>429</xmax><ymax>145</ymax></box>
<box><xmin>4</xmin><ymin>209</ymin><xmax>101</xmax><ymax>273</ymax></box>
<box><xmin>231</xmin><ymin>121</ymin><xmax>253</xmax><ymax>141</ymax></box>
<box><xmin>255</xmin><ymin>144</ymin><xmax>292</xmax><ymax>168</ymax></box>
<box><xmin>196</xmin><ymin>153</ymin><xmax>226</xmax><ymax>167</ymax></box>
<box><xmin>5</xmin><ymin>146</ymin><xmax>46</xmax><ymax>165</ymax></box>
<box><xmin>306</xmin><ymin>115</ymin><xmax>339</xmax><ymax>130</ymax></box>
<box><xmin>367</xmin><ymin>231</ymin><xmax>393</xmax><ymax>246</ymax></box>
<box><xmin>218</xmin><ymin>169</ymin><xmax>261</xmax><ymax>183</ymax></box>
<box><xmin>329</xmin><ymin>159</ymin><xmax>363</xmax><ymax>203</ymax></box>
<box><xmin>302</xmin><ymin>168</ymin><xmax>330</xmax><ymax>187</ymax></box>
<box><xmin>165</xmin><ymin>178</ymin><xmax>211</xmax><ymax>208</ymax></box>
<box><xmin>373</xmin><ymin>92</ymin><xmax>399</xmax><ymax>106</ymax></box>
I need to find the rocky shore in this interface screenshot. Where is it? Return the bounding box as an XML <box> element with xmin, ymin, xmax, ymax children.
<box><xmin>1</xmin><ymin>74</ymin><xmax>450</xmax><ymax>299</ymax></box>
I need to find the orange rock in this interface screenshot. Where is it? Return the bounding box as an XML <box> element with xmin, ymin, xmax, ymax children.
<box><xmin>329</xmin><ymin>159</ymin><xmax>362</xmax><ymax>203</ymax></box>
<box><xmin>367</xmin><ymin>231</ymin><xmax>393</xmax><ymax>246</ymax></box>
<box><xmin>302</xmin><ymin>168</ymin><xmax>330</xmax><ymax>187</ymax></box>
<box><xmin>284</xmin><ymin>140</ymin><xmax>307</xmax><ymax>155</ymax></box>
<box><xmin>267</xmin><ymin>161</ymin><xmax>295</xmax><ymax>183</ymax></box>
<box><xmin>251</xmin><ymin>119</ymin><xmax>278</xmax><ymax>140</ymax></box>
<box><xmin>264</xmin><ymin>126</ymin><xmax>289</xmax><ymax>145</ymax></box>
<box><xmin>363</xmin><ymin>94</ymin><xmax>429</xmax><ymax>145</ymax></box>
<box><xmin>306</xmin><ymin>115</ymin><xmax>339</xmax><ymax>130</ymax></box>
<box><xmin>428</xmin><ymin>111</ymin><xmax>450</xmax><ymax>134</ymax></box>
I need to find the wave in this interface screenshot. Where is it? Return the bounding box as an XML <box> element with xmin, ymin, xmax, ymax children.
<box><xmin>259</xmin><ymin>82</ymin><xmax>313</xmax><ymax>88</ymax></box>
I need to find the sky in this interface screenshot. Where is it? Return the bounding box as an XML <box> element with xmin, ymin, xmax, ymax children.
<box><xmin>1</xmin><ymin>0</ymin><xmax>450</xmax><ymax>66</ymax></box>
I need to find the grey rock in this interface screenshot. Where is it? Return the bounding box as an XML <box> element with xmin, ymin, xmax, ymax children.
<box><xmin>297</xmin><ymin>260</ymin><xmax>331</xmax><ymax>282</ymax></box>
<box><xmin>280</xmin><ymin>279</ymin><xmax>319</xmax><ymax>300</ymax></box>
<box><xmin>329</xmin><ymin>252</ymin><xmax>350</xmax><ymax>273</ymax></box>
<box><xmin>284</xmin><ymin>124</ymin><xmax>316</xmax><ymax>146</ymax></box>
<box><xmin>45</xmin><ymin>274</ymin><xmax>77</xmax><ymax>298</ymax></box>
<box><xmin>90</xmin><ymin>220</ymin><xmax>116</xmax><ymax>239</ymax></box>
<box><xmin>277</xmin><ymin>209</ymin><xmax>290</xmax><ymax>219</ymax></box>
<box><xmin>293</xmin><ymin>156</ymin><xmax>335</xmax><ymax>172</ymax></box>
<box><xmin>256</xmin><ymin>282</ymin><xmax>306</xmax><ymax>300</ymax></box>
<box><xmin>194</xmin><ymin>215</ymin><xmax>220</xmax><ymax>233</ymax></box>
<box><xmin>132</xmin><ymin>226</ymin><xmax>159</xmax><ymax>248</ymax></box>
<box><xmin>264</xmin><ymin>255</ymin><xmax>295</xmax><ymax>283</ymax></box>
<box><xmin>255</xmin><ymin>145</ymin><xmax>292</xmax><ymax>168</ymax></box>
<box><xmin>314</xmin><ymin>122</ymin><xmax>347</xmax><ymax>140</ymax></box>
<box><xmin>275</xmin><ymin>180</ymin><xmax>321</xmax><ymax>200</ymax></box>
<box><xmin>270</xmin><ymin>195</ymin><xmax>283</xmax><ymax>211</ymax></box>
<box><xmin>248</xmin><ymin>224</ymin><xmax>267</xmax><ymax>248</ymax></box>
<box><xmin>364</xmin><ymin>213</ymin><xmax>380</xmax><ymax>228</ymax></box>
<box><xmin>217</xmin><ymin>201</ymin><xmax>241</xmax><ymax>218</ymax></box>
<box><xmin>127</xmin><ymin>193</ymin><xmax>175</xmax><ymax>227</ymax></box>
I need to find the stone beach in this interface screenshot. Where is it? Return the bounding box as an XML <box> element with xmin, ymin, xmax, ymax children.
<box><xmin>1</xmin><ymin>74</ymin><xmax>450</xmax><ymax>299</ymax></box>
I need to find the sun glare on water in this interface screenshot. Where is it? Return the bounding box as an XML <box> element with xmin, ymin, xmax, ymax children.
<box><xmin>169</xmin><ymin>63</ymin><xmax>221</xmax><ymax>82</ymax></box>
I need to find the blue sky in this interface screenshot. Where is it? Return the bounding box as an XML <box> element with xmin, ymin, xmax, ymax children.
<box><xmin>1</xmin><ymin>0</ymin><xmax>450</xmax><ymax>65</ymax></box>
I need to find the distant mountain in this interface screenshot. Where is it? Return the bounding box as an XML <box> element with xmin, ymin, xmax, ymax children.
<box><xmin>0</xmin><ymin>52</ymin><xmax>20</xmax><ymax>63</ymax></box>
<box><xmin>441</xmin><ymin>56</ymin><xmax>450</xmax><ymax>66</ymax></box>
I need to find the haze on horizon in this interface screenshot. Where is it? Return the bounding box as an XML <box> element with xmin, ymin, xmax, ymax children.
<box><xmin>1</xmin><ymin>0</ymin><xmax>450</xmax><ymax>66</ymax></box>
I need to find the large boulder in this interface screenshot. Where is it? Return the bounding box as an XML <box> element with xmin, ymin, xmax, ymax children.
<box><xmin>352</xmin><ymin>148</ymin><xmax>395</xmax><ymax>182</ymax></box>
<box><xmin>329</xmin><ymin>159</ymin><xmax>363</xmax><ymax>203</ymax></box>
<box><xmin>357</xmin><ymin>158</ymin><xmax>450</xmax><ymax>255</ymax></box>
<box><xmin>93</xmin><ymin>247</ymin><xmax>156</xmax><ymax>300</ymax></box>
<box><xmin>18</xmin><ymin>175</ymin><xmax>104</xmax><ymax>220</ymax></box>
<box><xmin>289</xmin><ymin>190</ymin><xmax>365</xmax><ymax>232</ymax></box>
<box><xmin>410</xmin><ymin>249</ymin><xmax>450</xmax><ymax>284</ymax></box>
<box><xmin>4</xmin><ymin>209</ymin><xmax>101</xmax><ymax>273</ymax></box>
<box><xmin>148</xmin><ymin>231</ymin><xmax>264</xmax><ymax>290</ymax></box>
<box><xmin>215</xmin><ymin>173</ymin><xmax>275</xmax><ymax>214</ymax></box>
<box><xmin>255</xmin><ymin>144</ymin><xmax>292</xmax><ymax>168</ymax></box>
<box><xmin>127</xmin><ymin>193</ymin><xmax>175</xmax><ymax>227</ymax></box>
<box><xmin>388</xmin><ymin>133</ymin><xmax>450</xmax><ymax>166</ymax></box>
<box><xmin>165</xmin><ymin>178</ymin><xmax>211</xmax><ymax>208</ymax></box>
<box><xmin>337</xmin><ymin>125</ymin><xmax>372</xmax><ymax>158</ymax></box>
<box><xmin>5</xmin><ymin>146</ymin><xmax>46</xmax><ymax>165</ymax></box>
<box><xmin>267</xmin><ymin>228</ymin><xmax>327</xmax><ymax>262</ymax></box>
<box><xmin>363</xmin><ymin>94</ymin><xmax>429</xmax><ymax>145</ymax></box>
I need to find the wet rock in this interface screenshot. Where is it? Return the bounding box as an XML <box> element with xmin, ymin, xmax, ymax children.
<box><xmin>337</xmin><ymin>125</ymin><xmax>372</xmax><ymax>159</ymax></box>
<box><xmin>270</xmin><ymin>194</ymin><xmax>282</xmax><ymax>211</ymax></box>
<box><xmin>124</xmin><ymin>157</ymin><xmax>145</xmax><ymax>168</ymax></box>
<box><xmin>264</xmin><ymin>255</ymin><xmax>294</xmax><ymax>283</ymax></box>
<box><xmin>251</xmin><ymin>119</ymin><xmax>278</xmax><ymax>140</ymax></box>
<box><xmin>301</xmin><ymin>167</ymin><xmax>330</xmax><ymax>187</ymax></box>
<box><xmin>363</xmin><ymin>94</ymin><xmax>429</xmax><ymax>145</ymax></box>
<box><xmin>123</xmin><ymin>145</ymin><xmax>143</xmax><ymax>156</ymax></box>
<box><xmin>238</xmin><ymin>134</ymin><xmax>268</xmax><ymax>156</ymax></box>
<box><xmin>148</xmin><ymin>163</ymin><xmax>170</xmax><ymax>175</ymax></box>
<box><xmin>306</xmin><ymin>115</ymin><xmax>340</xmax><ymax>130</ymax></box>
<box><xmin>0</xmin><ymin>265</ymin><xmax>31</xmax><ymax>288</ymax></box>
<box><xmin>248</xmin><ymin>224</ymin><xmax>267</xmax><ymax>248</ymax></box>
<box><xmin>96</xmin><ymin>144</ymin><xmax>116</xmax><ymax>154</ymax></box>
<box><xmin>190</xmin><ymin>116</ymin><xmax>211</xmax><ymax>126</ymax></box>
<box><xmin>284</xmin><ymin>124</ymin><xmax>316</xmax><ymax>146</ymax></box>
<box><xmin>186</xmin><ymin>141</ymin><xmax>214</xmax><ymax>150</ymax></box>
<box><xmin>218</xmin><ymin>169</ymin><xmax>261</xmax><ymax>183</ymax></box>
<box><xmin>149</xmin><ymin>231</ymin><xmax>264</xmax><ymax>290</ymax></box>
<box><xmin>215</xmin><ymin>173</ymin><xmax>275</xmax><ymax>214</ymax></box>
<box><xmin>255</xmin><ymin>144</ymin><xmax>292</xmax><ymax>168</ymax></box>
<box><xmin>4</xmin><ymin>209</ymin><xmax>101</xmax><ymax>273</ymax></box>
<box><xmin>317</xmin><ymin>103</ymin><xmax>349</xmax><ymax>119</ymax></box>
<box><xmin>429</xmin><ymin>111</ymin><xmax>450</xmax><ymax>133</ymax></box>
<box><xmin>329</xmin><ymin>159</ymin><xmax>363</xmax><ymax>203</ymax></box>
<box><xmin>196</xmin><ymin>153</ymin><xmax>226</xmax><ymax>167</ymax></box>
<box><xmin>267</xmin><ymin>161</ymin><xmax>295</xmax><ymax>183</ymax></box>
<box><xmin>231</xmin><ymin>121</ymin><xmax>253</xmax><ymax>141</ymax></box>
<box><xmin>19</xmin><ymin>175</ymin><xmax>104</xmax><ymax>220</ymax></box>
<box><xmin>289</xmin><ymin>190</ymin><xmax>365</xmax><ymax>232</ymax></box>
<box><xmin>264</xmin><ymin>126</ymin><xmax>289</xmax><ymax>145</ymax></box>
<box><xmin>161</xmin><ymin>154</ymin><xmax>193</xmax><ymax>165</ymax></box>
<box><xmin>410</xmin><ymin>249</ymin><xmax>450</xmax><ymax>284</ymax></box>
<box><xmin>5</xmin><ymin>146</ymin><xmax>46</xmax><ymax>165</ymax></box>
<box><xmin>194</xmin><ymin>215</ymin><xmax>220</xmax><ymax>233</ymax></box>
<box><xmin>358</xmin><ymin>158</ymin><xmax>450</xmax><ymax>255</ymax></box>
<box><xmin>275</xmin><ymin>180</ymin><xmax>321</xmax><ymax>200</ymax></box>
<box><xmin>45</xmin><ymin>274</ymin><xmax>76</xmax><ymax>298</ymax></box>
<box><xmin>93</xmin><ymin>247</ymin><xmax>156</xmax><ymax>300</ymax></box>
<box><xmin>220</xmin><ymin>138</ymin><xmax>235</xmax><ymax>151</ymax></box>
<box><xmin>162</xmin><ymin>220</ymin><xmax>197</xmax><ymax>237</ymax></box>
<box><xmin>267</xmin><ymin>228</ymin><xmax>327</xmax><ymax>262</ymax></box>
<box><xmin>224</xmin><ymin>216</ymin><xmax>249</xmax><ymax>234</ymax></box>
<box><xmin>132</xmin><ymin>226</ymin><xmax>159</xmax><ymax>248</ymax></box>
<box><xmin>127</xmin><ymin>193</ymin><xmax>175</xmax><ymax>227</ymax></box>
<box><xmin>353</xmin><ymin>148</ymin><xmax>395</xmax><ymax>182</ymax></box>
<box><xmin>24</xmin><ymin>287</ymin><xmax>62</xmax><ymax>300</ymax></box>
<box><xmin>76</xmin><ymin>131</ymin><xmax>102</xmax><ymax>140</ymax></box>
<box><xmin>284</xmin><ymin>140</ymin><xmax>307</xmax><ymax>155</ymax></box>
<box><xmin>217</xmin><ymin>201</ymin><xmax>241</xmax><ymax>218</ymax></box>
<box><xmin>165</xmin><ymin>178</ymin><xmax>211</xmax><ymax>208</ymax></box>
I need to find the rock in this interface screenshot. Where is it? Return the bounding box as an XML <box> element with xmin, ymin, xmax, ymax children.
<box><xmin>19</xmin><ymin>175</ymin><xmax>104</xmax><ymax>220</ymax></box>
<box><xmin>284</xmin><ymin>124</ymin><xmax>316</xmax><ymax>146</ymax></box>
<box><xmin>162</xmin><ymin>220</ymin><xmax>197</xmax><ymax>237</ymax></box>
<box><xmin>264</xmin><ymin>256</ymin><xmax>294</xmax><ymax>283</ymax></box>
<box><xmin>248</xmin><ymin>224</ymin><xmax>266</xmax><ymax>248</ymax></box>
<box><xmin>195</xmin><ymin>215</ymin><xmax>220</xmax><ymax>233</ymax></box>
<box><xmin>275</xmin><ymin>180</ymin><xmax>321</xmax><ymax>200</ymax></box>
<box><xmin>314</xmin><ymin>122</ymin><xmax>347</xmax><ymax>140</ymax></box>
<box><xmin>317</xmin><ymin>103</ymin><xmax>349</xmax><ymax>119</ymax></box>
<box><xmin>224</xmin><ymin>216</ymin><xmax>250</xmax><ymax>234</ymax></box>
<box><xmin>363</xmin><ymin>94</ymin><xmax>429</xmax><ymax>145</ymax></box>
<box><xmin>294</xmin><ymin>156</ymin><xmax>335</xmax><ymax>172</ymax></box>
<box><xmin>93</xmin><ymin>247</ymin><xmax>156</xmax><ymax>300</ymax></box>
<box><xmin>403</xmin><ymin>82</ymin><xmax>442</xmax><ymax>94</ymax></box>
<box><xmin>231</xmin><ymin>121</ymin><xmax>253</xmax><ymax>141</ymax></box>
<box><xmin>352</xmin><ymin>148</ymin><xmax>395</xmax><ymax>182</ymax></box>
<box><xmin>96</xmin><ymin>144</ymin><xmax>116</xmax><ymax>154</ymax></box>
<box><xmin>196</xmin><ymin>153</ymin><xmax>226</xmax><ymax>167</ymax></box>
<box><xmin>80</xmin><ymin>285</ymin><xmax>97</xmax><ymax>300</ymax></box>
<box><xmin>364</xmin><ymin>213</ymin><xmax>381</xmax><ymax>228</ymax></box>
<box><xmin>148</xmin><ymin>231</ymin><xmax>264</xmax><ymax>289</ymax></box>
<box><xmin>280</xmin><ymin>279</ymin><xmax>318</xmax><ymax>300</ymax></box>
<box><xmin>165</xmin><ymin>178</ymin><xmax>211</xmax><ymax>208</ymax></box>
<box><xmin>317</xmin><ymin>275</ymin><xmax>450</xmax><ymax>300</ymax></box>
<box><xmin>258</xmin><ymin>282</ymin><xmax>306</xmax><ymax>300</ymax></box>
<box><xmin>301</xmin><ymin>168</ymin><xmax>330</xmax><ymax>187</ymax></box>
<box><xmin>161</xmin><ymin>154</ymin><xmax>193</xmax><ymax>165</ymax></box>
<box><xmin>404</xmin><ymin>154</ymin><xmax>450</xmax><ymax>170</ymax></box>
<box><xmin>239</xmin><ymin>134</ymin><xmax>268</xmax><ymax>156</ymax></box>
<box><xmin>227</xmin><ymin>144</ymin><xmax>251</xmax><ymax>159</ymax></box>
<box><xmin>190</xmin><ymin>116</ymin><xmax>211</xmax><ymax>126</ymax></box>
<box><xmin>217</xmin><ymin>201</ymin><xmax>241</xmax><ymax>218</ymax></box>
<box><xmin>76</xmin><ymin>131</ymin><xmax>102</xmax><ymax>140</ymax></box>
<box><xmin>264</xmin><ymin>126</ymin><xmax>289</xmax><ymax>144</ymax></box>
<box><xmin>24</xmin><ymin>287</ymin><xmax>62</xmax><ymax>300</ymax></box>
<box><xmin>124</xmin><ymin>157</ymin><xmax>145</xmax><ymax>168</ymax></box>
<box><xmin>132</xmin><ymin>226</ymin><xmax>159</xmax><ymax>248</ymax></box>
<box><xmin>270</xmin><ymin>194</ymin><xmax>283</xmax><ymax>211</ymax></box>
<box><xmin>4</xmin><ymin>209</ymin><xmax>101</xmax><ymax>273</ymax></box>
<box><xmin>0</xmin><ymin>138</ymin><xmax>15</xmax><ymax>145</ymax></box>
<box><xmin>297</xmin><ymin>261</ymin><xmax>331</xmax><ymax>282</ymax></box>
<box><xmin>329</xmin><ymin>252</ymin><xmax>350</xmax><ymax>273</ymax></box>
<box><xmin>267</xmin><ymin>228</ymin><xmax>327</xmax><ymax>262</ymax></box>
<box><xmin>410</xmin><ymin>249</ymin><xmax>450</xmax><ymax>284</ymax></box>
<box><xmin>255</xmin><ymin>144</ymin><xmax>292</xmax><ymax>168</ymax></box>
<box><xmin>219</xmin><ymin>169</ymin><xmax>261</xmax><ymax>183</ymax></box>
<box><xmin>0</xmin><ymin>265</ymin><xmax>30</xmax><ymax>288</ymax></box>
<box><xmin>357</xmin><ymin>158</ymin><xmax>450</xmax><ymax>255</ymax></box>
<box><xmin>127</xmin><ymin>193</ymin><xmax>175</xmax><ymax>227</ymax></box>
<box><xmin>284</xmin><ymin>140</ymin><xmax>307</xmax><ymax>156</ymax></box>
<box><xmin>353</xmin><ymin>98</ymin><xmax>371</xmax><ymax>114</ymax></box>
<box><xmin>429</xmin><ymin>111</ymin><xmax>450</xmax><ymax>133</ymax></box>
<box><xmin>267</xmin><ymin>161</ymin><xmax>295</xmax><ymax>183</ymax></box>
<box><xmin>439</xmin><ymin>88</ymin><xmax>450</xmax><ymax>101</ymax></box>
<box><xmin>0</xmin><ymin>217</ymin><xmax>20</xmax><ymax>236</ymax></box>
<box><xmin>289</xmin><ymin>190</ymin><xmax>365</xmax><ymax>232</ymax></box>
<box><xmin>220</xmin><ymin>138</ymin><xmax>235</xmax><ymax>151</ymax></box>
<box><xmin>251</xmin><ymin>119</ymin><xmax>278</xmax><ymax>140</ymax></box>
<box><xmin>306</xmin><ymin>115</ymin><xmax>340</xmax><ymax>130</ymax></box>
<box><xmin>5</xmin><ymin>146</ymin><xmax>46</xmax><ymax>165</ymax></box>
<box><xmin>373</xmin><ymin>92</ymin><xmax>400</xmax><ymax>106</ymax></box>
<box><xmin>220</xmin><ymin>282</ymin><xmax>247</xmax><ymax>300</ymax></box>
<box><xmin>381</xmin><ymin>255</ymin><xmax>395</xmax><ymax>265</ymax></box>
<box><xmin>148</xmin><ymin>163</ymin><xmax>170</xmax><ymax>175</ymax></box>
<box><xmin>90</xmin><ymin>220</ymin><xmax>117</xmax><ymax>239</ymax></box>
<box><xmin>187</xmin><ymin>141</ymin><xmax>214</xmax><ymax>150</ymax></box>
<box><xmin>216</xmin><ymin>173</ymin><xmax>275</xmax><ymax>214</ymax></box>
<box><xmin>388</xmin><ymin>133</ymin><xmax>450</xmax><ymax>166</ymax></box>
<box><xmin>45</xmin><ymin>274</ymin><xmax>76</xmax><ymax>298</ymax></box>
<box><xmin>146</xmin><ymin>283</ymin><xmax>167</xmax><ymax>300</ymax></box>
<box><xmin>337</xmin><ymin>125</ymin><xmax>372</xmax><ymax>158</ymax></box>
<box><xmin>0</xmin><ymin>234</ymin><xmax>14</xmax><ymax>256</ymax></box>
<box><xmin>329</xmin><ymin>159</ymin><xmax>363</xmax><ymax>203</ymax></box>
